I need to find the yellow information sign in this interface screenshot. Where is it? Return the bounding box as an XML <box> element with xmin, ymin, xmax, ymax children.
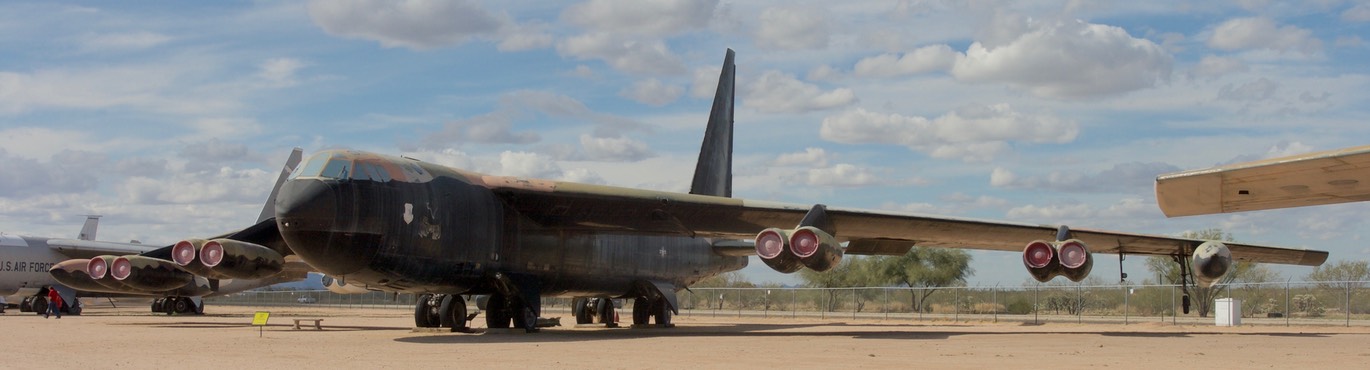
<box><xmin>252</xmin><ymin>311</ymin><xmax>270</xmax><ymax>326</ymax></box>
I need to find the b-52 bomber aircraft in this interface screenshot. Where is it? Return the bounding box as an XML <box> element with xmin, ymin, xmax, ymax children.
<box><xmin>71</xmin><ymin>49</ymin><xmax>1328</xmax><ymax>332</ymax></box>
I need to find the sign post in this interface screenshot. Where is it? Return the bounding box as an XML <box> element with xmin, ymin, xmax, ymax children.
<box><xmin>252</xmin><ymin>311</ymin><xmax>271</xmax><ymax>338</ymax></box>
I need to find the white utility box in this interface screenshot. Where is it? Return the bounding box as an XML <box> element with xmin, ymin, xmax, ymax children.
<box><xmin>1214</xmin><ymin>298</ymin><xmax>1242</xmax><ymax>326</ymax></box>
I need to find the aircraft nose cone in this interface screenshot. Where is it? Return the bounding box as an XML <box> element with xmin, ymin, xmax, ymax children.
<box><xmin>276</xmin><ymin>178</ymin><xmax>375</xmax><ymax>275</ymax></box>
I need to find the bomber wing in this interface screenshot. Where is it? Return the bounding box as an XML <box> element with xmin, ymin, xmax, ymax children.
<box><xmin>45</xmin><ymin>239</ymin><xmax>159</xmax><ymax>259</ymax></box>
<box><xmin>480</xmin><ymin>175</ymin><xmax>1327</xmax><ymax>267</ymax></box>
<box><xmin>1156</xmin><ymin>145</ymin><xmax>1370</xmax><ymax>217</ymax></box>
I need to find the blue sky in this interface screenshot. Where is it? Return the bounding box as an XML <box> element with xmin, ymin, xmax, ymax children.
<box><xmin>2</xmin><ymin>0</ymin><xmax>1368</xmax><ymax>286</ymax></box>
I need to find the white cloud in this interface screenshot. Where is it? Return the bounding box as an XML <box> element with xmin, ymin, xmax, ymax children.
<box><xmin>820</xmin><ymin>105</ymin><xmax>1077</xmax><ymax>162</ymax></box>
<box><xmin>755</xmin><ymin>6</ymin><xmax>830</xmax><ymax>50</ymax></box>
<box><xmin>495</xmin><ymin>151</ymin><xmax>606</xmax><ymax>183</ymax></box>
<box><xmin>0</xmin><ymin>148</ymin><xmax>103</xmax><ymax>197</ymax></box>
<box><xmin>991</xmin><ymin>162</ymin><xmax>1182</xmax><ymax>193</ymax></box>
<box><xmin>773</xmin><ymin>148</ymin><xmax>829</xmax><ymax>167</ymax></box>
<box><xmin>0</xmin><ymin>63</ymin><xmax>236</xmax><ymax>115</ymax></box>
<box><xmin>556</xmin><ymin>33</ymin><xmax>687</xmax><ymax>75</ymax></box>
<box><xmin>496</xmin><ymin>22</ymin><xmax>554</xmax><ymax>51</ymax></box>
<box><xmin>797</xmin><ymin>163</ymin><xmax>877</xmax><ymax>187</ymax></box>
<box><xmin>80</xmin><ymin>31</ymin><xmax>172</xmax><ymax>51</ymax></box>
<box><xmin>1342</xmin><ymin>4</ymin><xmax>1370</xmax><ymax>22</ymax></box>
<box><xmin>744</xmin><ymin>70</ymin><xmax>855</xmax><ymax>113</ymax></box>
<box><xmin>1217</xmin><ymin>78</ymin><xmax>1280</xmax><ymax>102</ymax></box>
<box><xmin>852</xmin><ymin>45</ymin><xmax>960</xmax><ymax>78</ymax></box>
<box><xmin>1187</xmin><ymin>55</ymin><xmax>1248</xmax><ymax>81</ymax></box>
<box><xmin>307</xmin><ymin>0</ymin><xmax>506</xmax><ymax>50</ymax></box>
<box><xmin>562</xmin><ymin>0</ymin><xmax>717</xmax><ymax>37</ymax></box>
<box><xmin>619</xmin><ymin>78</ymin><xmax>683</xmax><ymax>106</ymax></box>
<box><xmin>1207</xmin><ymin>17</ymin><xmax>1322</xmax><ymax>55</ymax></box>
<box><xmin>690</xmin><ymin>66</ymin><xmax>721</xmax><ymax>98</ymax></box>
<box><xmin>952</xmin><ymin>19</ymin><xmax>1173</xmax><ymax>99</ymax></box>
<box><xmin>1006</xmin><ymin>198</ymin><xmax>1156</xmax><ymax>224</ymax></box>
<box><xmin>257</xmin><ymin>58</ymin><xmax>307</xmax><ymax>88</ymax></box>
<box><xmin>578</xmin><ymin>134</ymin><xmax>654</xmax><ymax>162</ymax></box>
<box><xmin>119</xmin><ymin>166</ymin><xmax>273</xmax><ymax>205</ymax></box>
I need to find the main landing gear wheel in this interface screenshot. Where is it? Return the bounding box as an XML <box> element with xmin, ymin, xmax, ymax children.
<box><xmin>414</xmin><ymin>294</ymin><xmax>435</xmax><ymax>328</ymax></box>
<box><xmin>596</xmin><ymin>298</ymin><xmax>617</xmax><ymax>327</ymax></box>
<box><xmin>485</xmin><ymin>294</ymin><xmax>511</xmax><ymax>329</ymax></box>
<box><xmin>438</xmin><ymin>295</ymin><xmax>468</xmax><ymax>332</ymax></box>
<box><xmin>573</xmin><ymin>298</ymin><xmax>592</xmax><ymax>325</ymax></box>
<box><xmin>30</xmin><ymin>297</ymin><xmax>48</xmax><ymax>316</ymax></box>
<box><xmin>631</xmin><ymin>297</ymin><xmax>673</xmax><ymax>327</ymax></box>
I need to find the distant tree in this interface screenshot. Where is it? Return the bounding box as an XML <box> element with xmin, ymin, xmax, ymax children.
<box><xmin>799</xmin><ymin>256</ymin><xmax>889</xmax><ymax>311</ymax></box>
<box><xmin>1306</xmin><ymin>260</ymin><xmax>1370</xmax><ymax>290</ymax></box>
<box><xmin>690</xmin><ymin>271</ymin><xmax>755</xmax><ymax>288</ymax></box>
<box><xmin>876</xmin><ymin>247</ymin><xmax>973</xmax><ymax>313</ymax></box>
<box><xmin>1144</xmin><ymin>228</ymin><xmax>1260</xmax><ymax>317</ymax></box>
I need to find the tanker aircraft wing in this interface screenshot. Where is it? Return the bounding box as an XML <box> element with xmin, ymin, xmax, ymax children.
<box><xmin>1156</xmin><ymin>144</ymin><xmax>1370</xmax><ymax>217</ymax></box>
<box><xmin>480</xmin><ymin>175</ymin><xmax>1328</xmax><ymax>267</ymax></box>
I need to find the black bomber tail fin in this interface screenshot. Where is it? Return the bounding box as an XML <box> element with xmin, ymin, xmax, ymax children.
<box><xmin>257</xmin><ymin>147</ymin><xmax>304</xmax><ymax>223</ymax></box>
<box><xmin>689</xmin><ymin>48</ymin><xmax>735</xmax><ymax>198</ymax></box>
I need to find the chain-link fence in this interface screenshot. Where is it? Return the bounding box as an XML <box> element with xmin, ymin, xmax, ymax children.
<box><xmin>206</xmin><ymin>281</ymin><xmax>1369</xmax><ymax>327</ymax></box>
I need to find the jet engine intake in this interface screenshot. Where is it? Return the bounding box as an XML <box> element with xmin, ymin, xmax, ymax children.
<box><xmin>111</xmin><ymin>255</ymin><xmax>194</xmax><ymax>292</ymax></box>
<box><xmin>790</xmin><ymin>226</ymin><xmax>842</xmax><ymax>272</ymax></box>
<box><xmin>199</xmin><ymin>239</ymin><xmax>286</xmax><ymax>280</ymax></box>
<box><xmin>1057</xmin><ymin>239</ymin><xmax>1093</xmax><ymax>282</ymax></box>
<box><xmin>1192</xmin><ymin>241</ymin><xmax>1232</xmax><ymax>287</ymax></box>
<box><xmin>755</xmin><ymin>228</ymin><xmax>802</xmax><ymax>273</ymax></box>
<box><xmin>1023</xmin><ymin>240</ymin><xmax>1061</xmax><ymax>282</ymax></box>
<box><xmin>1022</xmin><ymin>239</ymin><xmax>1093</xmax><ymax>282</ymax></box>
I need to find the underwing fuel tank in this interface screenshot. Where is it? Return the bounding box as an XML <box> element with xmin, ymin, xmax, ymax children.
<box><xmin>1192</xmin><ymin>241</ymin><xmax>1232</xmax><ymax>287</ymax></box>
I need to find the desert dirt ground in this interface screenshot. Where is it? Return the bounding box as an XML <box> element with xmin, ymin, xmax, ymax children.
<box><xmin>4</xmin><ymin>302</ymin><xmax>1369</xmax><ymax>370</ymax></box>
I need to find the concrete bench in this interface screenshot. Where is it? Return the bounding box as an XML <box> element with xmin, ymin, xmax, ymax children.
<box><xmin>293</xmin><ymin>318</ymin><xmax>323</xmax><ymax>330</ymax></box>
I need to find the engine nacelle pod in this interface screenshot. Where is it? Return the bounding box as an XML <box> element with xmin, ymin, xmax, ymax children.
<box><xmin>172</xmin><ymin>238</ymin><xmax>230</xmax><ymax>279</ymax></box>
<box><xmin>49</xmin><ymin>259</ymin><xmax>121</xmax><ymax>293</ymax></box>
<box><xmin>1022</xmin><ymin>240</ymin><xmax>1061</xmax><ymax>282</ymax></box>
<box><xmin>755</xmin><ymin>228</ymin><xmax>803</xmax><ymax>273</ymax></box>
<box><xmin>1192</xmin><ymin>241</ymin><xmax>1232</xmax><ymax>287</ymax></box>
<box><xmin>1057</xmin><ymin>239</ymin><xmax>1093</xmax><ymax>282</ymax></box>
<box><xmin>111</xmin><ymin>255</ymin><xmax>194</xmax><ymax>292</ymax></box>
<box><xmin>200</xmin><ymin>239</ymin><xmax>285</xmax><ymax>280</ymax></box>
<box><xmin>790</xmin><ymin>226</ymin><xmax>843</xmax><ymax>272</ymax></box>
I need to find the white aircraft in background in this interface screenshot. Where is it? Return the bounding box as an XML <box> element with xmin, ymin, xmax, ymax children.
<box><xmin>1156</xmin><ymin>145</ymin><xmax>1370</xmax><ymax>216</ymax></box>
<box><xmin>1</xmin><ymin>216</ymin><xmax>156</xmax><ymax>314</ymax></box>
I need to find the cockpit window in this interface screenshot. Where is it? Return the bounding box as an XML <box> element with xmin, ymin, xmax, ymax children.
<box><xmin>290</xmin><ymin>151</ymin><xmax>353</xmax><ymax>180</ymax></box>
<box><xmin>321</xmin><ymin>157</ymin><xmax>351</xmax><ymax>179</ymax></box>
<box><xmin>290</xmin><ymin>152</ymin><xmax>331</xmax><ymax>179</ymax></box>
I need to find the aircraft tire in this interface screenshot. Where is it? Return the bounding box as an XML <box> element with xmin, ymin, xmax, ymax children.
<box><xmin>68</xmin><ymin>299</ymin><xmax>82</xmax><ymax>316</ymax></box>
<box><xmin>31</xmin><ymin>297</ymin><xmax>48</xmax><ymax>316</ymax></box>
<box><xmin>438</xmin><ymin>295</ymin><xmax>467</xmax><ymax>332</ymax></box>
<box><xmin>572</xmin><ymin>298</ymin><xmax>591</xmax><ymax>324</ymax></box>
<box><xmin>485</xmin><ymin>294</ymin><xmax>511</xmax><ymax>329</ymax></box>
<box><xmin>652</xmin><ymin>298</ymin><xmax>672</xmax><ymax>326</ymax></box>
<box><xmin>632</xmin><ymin>298</ymin><xmax>650</xmax><ymax>325</ymax></box>
<box><xmin>20</xmin><ymin>296</ymin><xmax>34</xmax><ymax>312</ymax></box>
<box><xmin>595</xmin><ymin>298</ymin><xmax>614</xmax><ymax>325</ymax></box>
<box><xmin>414</xmin><ymin>294</ymin><xmax>434</xmax><ymax>328</ymax></box>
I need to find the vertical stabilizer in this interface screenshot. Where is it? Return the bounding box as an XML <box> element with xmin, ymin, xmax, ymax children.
<box><xmin>690</xmin><ymin>48</ymin><xmax>735</xmax><ymax>198</ymax></box>
<box><xmin>77</xmin><ymin>215</ymin><xmax>100</xmax><ymax>241</ymax></box>
<box><xmin>257</xmin><ymin>148</ymin><xmax>304</xmax><ymax>223</ymax></box>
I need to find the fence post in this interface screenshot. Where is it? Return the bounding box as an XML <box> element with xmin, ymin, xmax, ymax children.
<box><xmin>1171</xmin><ymin>285</ymin><xmax>1176</xmax><ymax>325</ymax></box>
<box><xmin>791</xmin><ymin>289</ymin><xmax>796</xmax><ymax>319</ymax></box>
<box><xmin>1285</xmin><ymin>279</ymin><xmax>1290</xmax><ymax>327</ymax></box>
<box><xmin>954</xmin><ymin>287</ymin><xmax>959</xmax><ymax>322</ymax></box>
<box><xmin>1347</xmin><ymin>283</ymin><xmax>1352</xmax><ymax>328</ymax></box>
<box><xmin>992</xmin><ymin>286</ymin><xmax>998</xmax><ymax>323</ymax></box>
<box><xmin>884</xmin><ymin>288</ymin><xmax>889</xmax><ymax>321</ymax></box>
<box><xmin>1033</xmin><ymin>283</ymin><xmax>1039</xmax><ymax>325</ymax></box>
<box><xmin>1123</xmin><ymin>285</ymin><xmax>1129</xmax><ymax>325</ymax></box>
<box><xmin>822</xmin><ymin>291</ymin><xmax>828</xmax><ymax>320</ymax></box>
<box><xmin>852</xmin><ymin>288</ymin><xmax>859</xmax><ymax>320</ymax></box>
<box><xmin>1076</xmin><ymin>283</ymin><xmax>1082</xmax><ymax>324</ymax></box>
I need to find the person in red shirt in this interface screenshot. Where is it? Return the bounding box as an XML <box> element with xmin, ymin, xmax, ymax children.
<box><xmin>45</xmin><ymin>286</ymin><xmax>63</xmax><ymax>319</ymax></box>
